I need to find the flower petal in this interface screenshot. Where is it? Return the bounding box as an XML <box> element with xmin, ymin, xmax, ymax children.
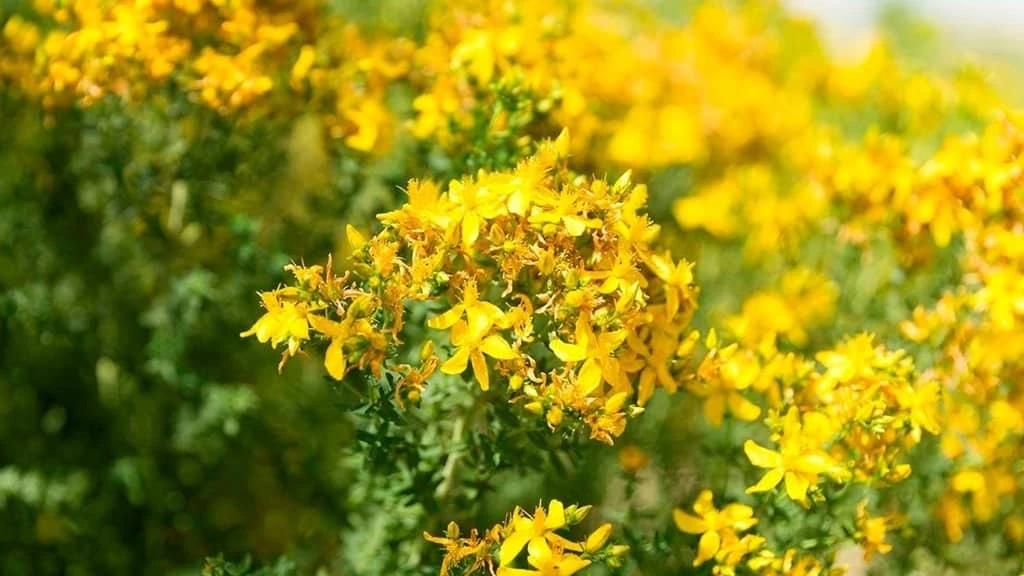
<box><xmin>481</xmin><ymin>334</ymin><xmax>517</xmax><ymax>360</ymax></box>
<box><xmin>499</xmin><ymin>530</ymin><xmax>530</xmax><ymax>566</ymax></box>
<box><xmin>744</xmin><ymin>440</ymin><xmax>783</xmax><ymax>469</ymax></box>
<box><xmin>470</xmin><ymin>351</ymin><xmax>490</xmax><ymax>391</ymax></box>
<box><xmin>558</xmin><ymin>556</ymin><xmax>591</xmax><ymax>576</ymax></box>
<box><xmin>577</xmin><ymin>358</ymin><xmax>604</xmax><ymax>396</ymax></box>
<box><xmin>550</xmin><ymin>338</ymin><xmax>588</xmax><ymax>362</ymax></box>
<box><xmin>694</xmin><ymin>530</ymin><xmax>721</xmax><ymax>566</ymax></box>
<box><xmin>784</xmin><ymin>471</ymin><xmax>811</xmax><ymax>503</ymax></box>
<box><xmin>673</xmin><ymin>509</ymin><xmax>708</xmax><ymax>534</ymax></box>
<box><xmin>428</xmin><ymin>306</ymin><xmax>463</xmax><ymax>330</ymax></box>
<box><xmin>324</xmin><ymin>338</ymin><xmax>346</xmax><ymax>380</ymax></box>
<box><xmin>462</xmin><ymin>211</ymin><xmax>480</xmax><ymax>247</ymax></box>
<box><xmin>746</xmin><ymin>468</ymin><xmax>785</xmax><ymax>494</ymax></box>
<box><xmin>544</xmin><ymin>500</ymin><xmax>566</xmax><ymax>530</ymax></box>
<box><xmin>704</xmin><ymin>393</ymin><xmax>726</xmax><ymax>427</ymax></box>
<box><xmin>441</xmin><ymin>347</ymin><xmax>470</xmax><ymax>375</ymax></box>
<box><xmin>728</xmin><ymin>392</ymin><xmax>762</xmax><ymax>421</ymax></box>
<box><xmin>527</xmin><ymin>535</ymin><xmax>551</xmax><ymax>563</ymax></box>
<box><xmin>692</xmin><ymin>490</ymin><xmax>715</xmax><ymax>515</ymax></box>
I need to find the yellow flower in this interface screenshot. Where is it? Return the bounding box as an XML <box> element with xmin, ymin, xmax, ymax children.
<box><xmin>855</xmin><ymin>501</ymin><xmax>895</xmax><ymax>560</ymax></box>
<box><xmin>951</xmin><ymin>467</ymin><xmax>1017</xmax><ymax>524</ymax></box>
<box><xmin>673</xmin><ymin>490</ymin><xmax>758</xmax><ymax>566</ymax></box>
<box><xmin>424</xmin><ymin>521</ymin><xmax>486</xmax><ymax>576</ymax></box>
<box><xmin>440</xmin><ymin>315</ymin><xmax>517</xmax><ymax>391</ymax></box>
<box><xmin>240</xmin><ymin>290</ymin><xmax>310</xmax><ymax>357</ymax></box>
<box><xmin>499</xmin><ymin>501</ymin><xmax>576</xmax><ymax>567</ymax></box>
<box><xmin>344</xmin><ymin>98</ymin><xmax>388</xmax><ymax>153</ymax></box>
<box><xmin>617</xmin><ymin>445</ymin><xmax>650</xmax><ymax>473</ymax></box>
<box><xmin>646</xmin><ymin>252</ymin><xmax>695</xmax><ymax>319</ymax></box>
<box><xmin>528</xmin><ymin>189</ymin><xmax>602</xmax><ymax>237</ymax></box>
<box><xmin>748</xmin><ymin>548</ymin><xmax>834</xmax><ymax>576</ymax></box>
<box><xmin>692</xmin><ymin>334</ymin><xmax>762</xmax><ymax>427</ymax></box>
<box><xmin>622</xmin><ymin>325</ymin><xmax>679</xmax><ymax>405</ymax></box>
<box><xmin>448</xmin><ymin>179</ymin><xmax>507</xmax><ymax>248</ymax></box>
<box><xmin>429</xmin><ymin>281</ymin><xmax>505</xmax><ymax>333</ymax></box>
<box><xmin>896</xmin><ymin>380</ymin><xmax>942</xmax><ymax>435</ymax></box>
<box><xmin>496</xmin><ymin>548</ymin><xmax>590</xmax><ymax>576</ymax></box>
<box><xmin>715</xmin><ymin>533</ymin><xmax>765</xmax><ymax>574</ymax></box>
<box><xmin>744</xmin><ymin>409</ymin><xmax>844</xmax><ymax>505</ymax></box>
<box><xmin>815</xmin><ymin>333</ymin><xmax>883</xmax><ymax>386</ymax></box>
<box><xmin>550</xmin><ymin>318</ymin><xmax>628</xmax><ymax>396</ymax></box>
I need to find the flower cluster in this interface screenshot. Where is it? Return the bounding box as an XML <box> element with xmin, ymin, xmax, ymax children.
<box><xmin>242</xmin><ymin>131</ymin><xmax>698</xmax><ymax>444</ymax></box>
<box><xmin>673</xmin><ymin>489</ymin><xmax>849</xmax><ymax>576</ymax></box>
<box><xmin>692</xmin><ymin>330</ymin><xmax>942</xmax><ymax>502</ymax></box>
<box><xmin>894</xmin><ymin>117</ymin><xmax>1024</xmax><ymax>545</ymax></box>
<box><xmin>424</xmin><ymin>500</ymin><xmax>626</xmax><ymax>576</ymax></box>
<box><xmin>1</xmin><ymin>0</ymin><xmax>405</xmax><ymax>151</ymax></box>
<box><xmin>407</xmin><ymin>1</ymin><xmax>823</xmax><ymax>169</ymax></box>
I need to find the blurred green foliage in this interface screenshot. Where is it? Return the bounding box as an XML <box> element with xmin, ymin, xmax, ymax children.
<box><xmin>0</xmin><ymin>83</ymin><xmax>378</xmax><ymax>573</ymax></box>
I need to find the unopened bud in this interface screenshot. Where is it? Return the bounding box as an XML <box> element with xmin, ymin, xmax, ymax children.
<box><xmin>584</xmin><ymin>523</ymin><xmax>612</xmax><ymax>552</ymax></box>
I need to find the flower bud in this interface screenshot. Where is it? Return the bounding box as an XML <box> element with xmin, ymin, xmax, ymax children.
<box><xmin>584</xmin><ymin>523</ymin><xmax>612</xmax><ymax>552</ymax></box>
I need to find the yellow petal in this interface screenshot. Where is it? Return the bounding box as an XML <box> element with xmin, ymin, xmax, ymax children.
<box><xmin>604</xmin><ymin>392</ymin><xmax>628</xmax><ymax>413</ymax></box>
<box><xmin>744</xmin><ymin>440</ymin><xmax>783</xmax><ymax>469</ymax></box>
<box><xmin>496</xmin><ymin>567</ymin><xmax>537</xmax><ymax>576</ymax></box>
<box><xmin>721</xmin><ymin>504</ymin><xmax>755</xmax><ymax>523</ymax></box>
<box><xmin>307</xmin><ymin>314</ymin><xmax>343</xmax><ymax>337</ymax></box>
<box><xmin>470</xmin><ymin>350</ymin><xmax>490</xmax><ymax>391</ymax></box>
<box><xmin>550</xmin><ymin>338</ymin><xmax>588</xmax><ymax>362</ymax></box>
<box><xmin>441</xmin><ymin>347</ymin><xmax>470</xmax><ymax>375</ymax></box>
<box><xmin>324</xmin><ymin>338</ymin><xmax>346</xmax><ymax>380</ymax></box>
<box><xmin>462</xmin><ymin>211</ymin><xmax>480</xmax><ymax>247</ymax></box>
<box><xmin>784</xmin><ymin>472</ymin><xmax>810</xmax><ymax>503</ymax></box>
<box><xmin>556</xmin><ymin>556</ymin><xmax>590</xmax><ymax>576</ymax></box>
<box><xmin>695</xmin><ymin>490</ymin><xmax>720</xmax><ymax>516</ymax></box>
<box><xmin>694</xmin><ymin>530</ymin><xmax>721</xmax><ymax>566</ymax></box>
<box><xmin>746</xmin><ymin>468</ymin><xmax>785</xmax><ymax>494</ymax></box>
<box><xmin>637</xmin><ymin>371</ymin><xmax>656</xmax><ymax>406</ymax></box>
<box><xmin>499</xmin><ymin>530</ymin><xmax>530</xmax><ymax>566</ymax></box>
<box><xmin>728</xmin><ymin>393</ymin><xmax>762</xmax><ymax>422</ymax></box>
<box><xmin>577</xmin><ymin>358</ymin><xmax>603</xmax><ymax>396</ymax></box>
<box><xmin>673</xmin><ymin>509</ymin><xmax>708</xmax><ymax>534</ymax></box>
<box><xmin>240</xmin><ymin>315</ymin><xmax>269</xmax><ymax>340</ymax></box>
<box><xmin>554</xmin><ymin>127</ymin><xmax>570</xmax><ymax>157</ymax></box>
<box><xmin>584</xmin><ymin>523</ymin><xmax>612</xmax><ymax>552</ymax></box>
<box><xmin>345</xmin><ymin>224</ymin><xmax>366</xmax><ymax>249</ymax></box>
<box><xmin>527</xmin><ymin>535</ymin><xmax>551</xmax><ymax>562</ymax></box>
<box><xmin>614</xmin><ymin>169</ymin><xmax>632</xmax><ymax>191</ymax></box>
<box><xmin>563</xmin><ymin>215</ymin><xmax>588</xmax><ymax>237</ymax></box>
<box><xmin>481</xmin><ymin>334</ymin><xmax>517</xmax><ymax>360</ymax></box>
<box><xmin>288</xmin><ymin>315</ymin><xmax>310</xmax><ymax>340</ymax></box>
<box><xmin>475</xmin><ymin>301</ymin><xmax>505</xmax><ymax>323</ymax></box>
<box><xmin>545</xmin><ymin>500</ymin><xmax>566</xmax><ymax>530</ymax></box>
<box><xmin>255</xmin><ymin>315</ymin><xmax>280</xmax><ymax>344</ymax></box>
<box><xmin>794</xmin><ymin>453</ymin><xmax>834</xmax><ymax>475</ymax></box>
<box><xmin>258</xmin><ymin>291</ymin><xmax>281</xmax><ymax>310</ymax></box>
<box><xmin>465</xmin><ymin>309</ymin><xmax>493</xmax><ymax>341</ymax></box>
<box><xmin>495</xmin><ymin>565</ymin><xmax>536</xmax><ymax>573</ymax></box>
<box><xmin>782</xmin><ymin>408</ymin><xmax>802</xmax><ymax>437</ymax></box>
<box><xmin>547</xmin><ymin>531</ymin><xmax>581</xmax><ymax>552</ymax></box>
<box><xmin>427</xmin><ymin>306</ymin><xmax>463</xmax><ymax>330</ymax></box>
<box><xmin>704</xmin><ymin>393</ymin><xmax>726</xmax><ymax>427</ymax></box>
<box><xmin>648</xmin><ymin>253</ymin><xmax>673</xmax><ymax>281</ymax></box>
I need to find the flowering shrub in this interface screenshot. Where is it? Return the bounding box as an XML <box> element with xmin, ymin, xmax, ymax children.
<box><xmin>3</xmin><ymin>0</ymin><xmax>1023</xmax><ymax>575</ymax></box>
